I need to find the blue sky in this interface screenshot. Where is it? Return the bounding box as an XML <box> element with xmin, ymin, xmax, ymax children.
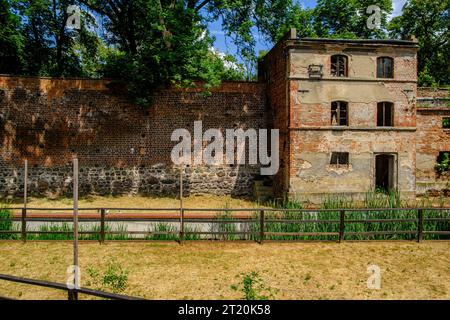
<box><xmin>208</xmin><ymin>0</ymin><xmax>407</xmax><ymax>60</ymax></box>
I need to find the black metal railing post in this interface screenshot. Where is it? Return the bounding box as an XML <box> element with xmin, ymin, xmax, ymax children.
<box><xmin>417</xmin><ymin>208</ymin><xmax>424</xmax><ymax>242</ymax></box>
<box><xmin>100</xmin><ymin>209</ymin><xmax>106</xmax><ymax>244</ymax></box>
<box><xmin>339</xmin><ymin>210</ymin><xmax>345</xmax><ymax>243</ymax></box>
<box><xmin>68</xmin><ymin>289</ymin><xmax>78</xmax><ymax>300</ymax></box>
<box><xmin>21</xmin><ymin>208</ymin><xmax>27</xmax><ymax>243</ymax></box>
<box><xmin>260</xmin><ymin>210</ymin><xmax>265</xmax><ymax>244</ymax></box>
<box><xmin>179</xmin><ymin>208</ymin><xmax>185</xmax><ymax>244</ymax></box>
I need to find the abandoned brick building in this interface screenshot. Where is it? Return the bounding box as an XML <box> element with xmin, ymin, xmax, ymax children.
<box><xmin>0</xmin><ymin>28</ymin><xmax>448</xmax><ymax>201</ymax></box>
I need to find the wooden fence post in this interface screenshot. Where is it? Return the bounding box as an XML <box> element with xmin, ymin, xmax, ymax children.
<box><xmin>417</xmin><ymin>208</ymin><xmax>424</xmax><ymax>242</ymax></box>
<box><xmin>21</xmin><ymin>208</ymin><xmax>27</xmax><ymax>243</ymax></box>
<box><xmin>100</xmin><ymin>209</ymin><xmax>106</xmax><ymax>244</ymax></box>
<box><xmin>339</xmin><ymin>210</ymin><xmax>345</xmax><ymax>243</ymax></box>
<box><xmin>260</xmin><ymin>210</ymin><xmax>265</xmax><ymax>244</ymax></box>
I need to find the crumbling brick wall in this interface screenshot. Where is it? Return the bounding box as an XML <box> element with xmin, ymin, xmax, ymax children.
<box><xmin>416</xmin><ymin>106</ymin><xmax>450</xmax><ymax>196</ymax></box>
<box><xmin>259</xmin><ymin>32</ymin><xmax>291</xmax><ymax>199</ymax></box>
<box><xmin>0</xmin><ymin>76</ymin><xmax>267</xmax><ymax>197</ymax></box>
<box><xmin>417</xmin><ymin>88</ymin><xmax>449</xmax><ymax>108</ymax></box>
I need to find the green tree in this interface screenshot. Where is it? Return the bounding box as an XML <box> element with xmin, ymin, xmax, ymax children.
<box><xmin>82</xmin><ymin>0</ymin><xmax>302</xmax><ymax>104</ymax></box>
<box><xmin>13</xmin><ymin>0</ymin><xmax>104</xmax><ymax>77</ymax></box>
<box><xmin>389</xmin><ymin>0</ymin><xmax>449</xmax><ymax>86</ymax></box>
<box><xmin>269</xmin><ymin>4</ymin><xmax>316</xmax><ymax>40</ymax></box>
<box><xmin>0</xmin><ymin>0</ymin><xmax>24</xmax><ymax>73</ymax></box>
<box><xmin>313</xmin><ymin>0</ymin><xmax>392</xmax><ymax>39</ymax></box>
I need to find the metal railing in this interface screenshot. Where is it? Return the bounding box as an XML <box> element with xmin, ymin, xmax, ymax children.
<box><xmin>0</xmin><ymin>274</ymin><xmax>144</xmax><ymax>300</ymax></box>
<box><xmin>0</xmin><ymin>207</ymin><xmax>449</xmax><ymax>242</ymax></box>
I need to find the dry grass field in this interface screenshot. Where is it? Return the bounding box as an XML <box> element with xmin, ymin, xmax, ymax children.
<box><xmin>0</xmin><ymin>241</ymin><xmax>449</xmax><ymax>300</ymax></box>
<box><xmin>3</xmin><ymin>194</ymin><xmax>262</xmax><ymax>209</ymax></box>
<box><xmin>2</xmin><ymin>194</ymin><xmax>448</xmax><ymax>210</ymax></box>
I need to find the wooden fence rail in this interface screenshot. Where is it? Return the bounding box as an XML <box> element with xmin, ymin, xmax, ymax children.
<box><xmin>0</xmin><ymin>207</ymin><xmax>449</xmax><ymax>243</ymax></box>
<box><xmin>0</xmin><ymin>274</ymin><xmax>144</xmax><ymax>300</ymax></box>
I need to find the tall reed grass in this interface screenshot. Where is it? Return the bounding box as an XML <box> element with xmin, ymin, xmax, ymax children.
<box><xmin>25</xmin><ymin>222</ymin><xmax>131</xmax><ymax>240</ymax></box>
<box><xmin>0</xmin><ymin>205</ymin><xmax>16</xmax><ymax>240</ymax></box>
<box><xmin>261</xmin><ymin>191</ymin><xmax>449</xmax><ymax>240</ymax></box>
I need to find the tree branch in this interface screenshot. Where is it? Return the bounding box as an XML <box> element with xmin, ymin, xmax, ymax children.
<box><xmin>195</xmin><ymin>0</ymin><xmax>211</xmax><ymax>12</ymax></box>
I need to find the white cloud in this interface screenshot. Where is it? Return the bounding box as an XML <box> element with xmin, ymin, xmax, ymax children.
<box><xmin>209</xmin><ymin>47</ymin><xmax>243</xmax><ymax>71</ymax></box>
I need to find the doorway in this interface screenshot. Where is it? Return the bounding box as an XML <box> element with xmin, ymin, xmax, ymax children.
<box><xmin>375</xmin><ymin>154</ymin><xmax>397</xmax><ymax>191</ymax></box>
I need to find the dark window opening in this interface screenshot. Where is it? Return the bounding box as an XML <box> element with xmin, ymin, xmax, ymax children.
<box><xmin>436</xmin><ymin>152</ymin><xmax>450</xmax><ymax>173</ymax></box>
<box><xmin>443</xmin><ymin>118</ymin><xmax>450</xmax><ymax>129</ymax></box>
<box><xmin>331</xmin><ymin>55</ymin><xmax>348</xmax><ymax>77</ymax></box>
<box><xmin>375</xmin><ymin>154</ymin><xmax>396</xmax><ymax>192</ymax></box>
<box><xmin>330</xmin><ymin>152</ymin><xmax>349</xmax><ymax>165</ymax></box>
<box><xmin>377</xmin><ymin>57</ymin><xmax>394</xmax><ymax>78</ymax></box>
<box><xmin>377</xmin><ymin>102</ymin><xmax>394</xmax><ymax>127</ymax></box>
<box><xmin>331</xmin><ymin>101</ymin><xmax>348</xmax><ymax>126</ymax></box>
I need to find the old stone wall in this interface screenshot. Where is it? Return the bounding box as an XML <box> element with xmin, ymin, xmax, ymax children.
<box><xmin>0</xmin><ymin>162</ymin><xmax>259</xmax><ymax>197</ymax></box>
<box><xmin>0</xmin><ymin>76</ymin><xmax>267</xmax><ymax>197</ymax></box>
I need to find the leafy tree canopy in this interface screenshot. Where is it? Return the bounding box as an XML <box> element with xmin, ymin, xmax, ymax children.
<box><xmin>0</xmin><ymin>0</ymin><xmax>23</xmax><ymax>73</ymax></box>
<box><xmin>314</xmin><ymin>0</ymin><xmax>392</xmax><ymax>39</ymax></box>
<box><xmin>389</xmin><ymin>0</ymin><xmax>449</xmax><ymax>86</ymax></box>
<box><xmin>0</xmin><ymin>0</ymin><xmax>448</xmax><ymax>104</ymax></box>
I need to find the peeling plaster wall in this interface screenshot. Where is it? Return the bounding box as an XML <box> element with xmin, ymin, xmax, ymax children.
<box><xmin>290</xmin><ymin>46</ymin><xmax>417</xmax><ymax>81</ymax></box>
<box><xmin>289</xmin><ymin>130</ymin><xmax>416</xmax><ymax>200</ymax></box>
<box><xmin>292</xmin><ymin>81</ymin><xmax>416</xmax><ymax>127</ymax></box>
<box><xmin>286</xmin><ymin>43</ymin><xmax>418</xmax><ymax>201</ymax></box>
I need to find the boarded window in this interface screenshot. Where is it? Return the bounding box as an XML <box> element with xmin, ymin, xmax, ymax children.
<box><xmin>308</xmin><ymin>64</ymin><xmax>323</xmax><ymax>78</ymax></box>
<box><xmin>377</xmin><ymin>102</ymin><xmax>394</xmax><ymax>127</ymax></box>
<box><xmin>443</xmin><ymin>118</ymin><xmax>450</xmax><ymax>129</ymax></box>
<box><xmin>331</xmin><ymin>55</ymin><xmax>348</xmax><ymax>77</ymax></box>
<box><xmin>377</xmin><ymin>57</ymin><xmax>394</xmax><ymax>78</ymax></box>
<box><xmin>331</xmin><ymin>101</ymin><xmax>348</xmax><ymax>126</ymax></box>
<box><xmin>330</xmin><ymin>152</ymin><xmax>349</xmax><ymax>165</ymax></box>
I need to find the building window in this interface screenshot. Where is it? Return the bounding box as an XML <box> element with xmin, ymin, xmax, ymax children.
<box><xmin>331</xmin><ymin>101</ymin><xmax>348</xmax><ymax>126</ymax></box>
<box><xmin>330</xmin><ymin>152</ymin><xmax>349</xmax><ymax>165</ymax></box>
<box><xmin>443</xmin><ymin>118</ymin><xmax>450</xmax><ymax>129</ymax></box>
<box><xmin>377</xmin><ymin>102</ymin><xmax>394</xmax><ymax>127</ymax></box>
<box><xmin>331</xmin><ymin>55</ymin><xmax>348</xmax><ymax>77</ymax></box>
<box><xmin>377</xmin><ymin>57</ymin><xmax>394</xmax><ymax>78</ymax></box>
<box><xmin>436</xmin><ymin>152</ymin><xmax>450</xmax><ymax>174</ymax></box>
